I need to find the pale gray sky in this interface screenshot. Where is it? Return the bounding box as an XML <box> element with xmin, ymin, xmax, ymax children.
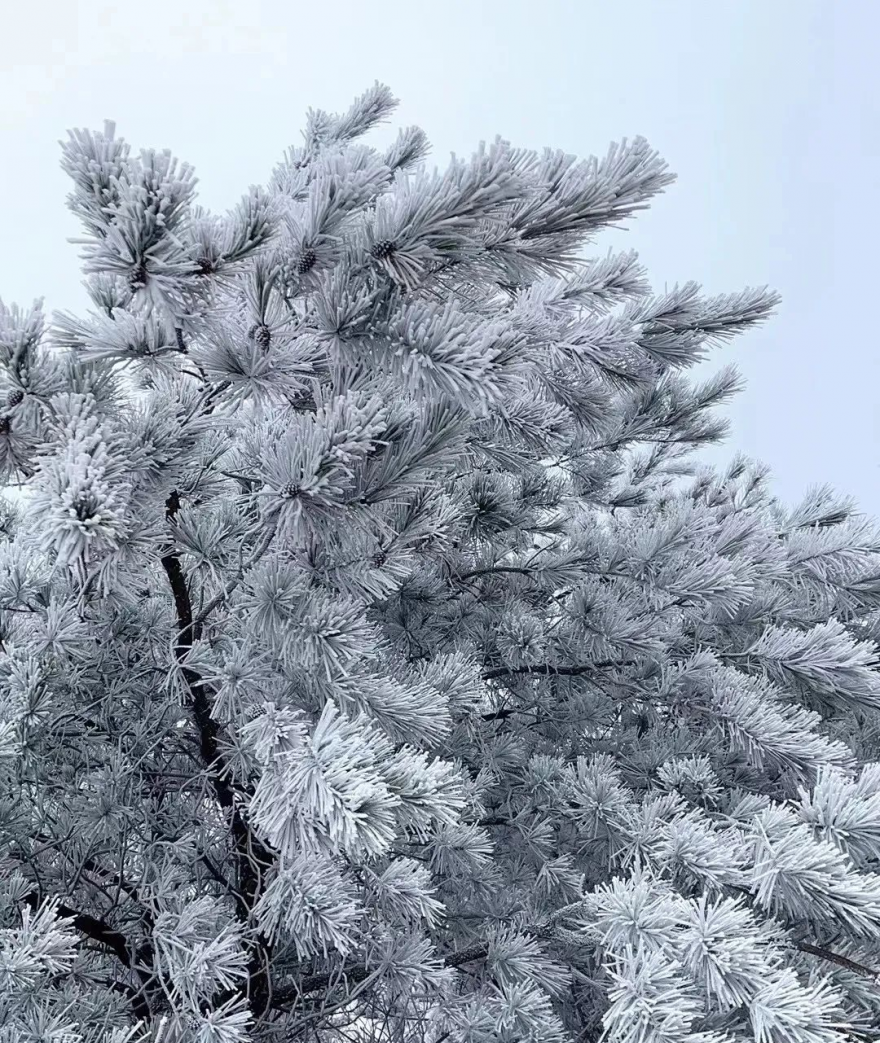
<box><xmin>2</xmin><ymin>0</ymin><xmax>877</xmax><ymax>510</ymax></box>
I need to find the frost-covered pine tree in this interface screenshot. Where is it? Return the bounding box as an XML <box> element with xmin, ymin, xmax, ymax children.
<box><xmin>3</xmin><ymin>84</ymin><xmax>880</xmax><ymax>1043</ymax></box>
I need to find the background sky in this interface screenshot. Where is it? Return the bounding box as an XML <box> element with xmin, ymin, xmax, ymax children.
<box><xmin>1</xmin><ymin>0</ymin><xmax>877</xmax><ymax>510</ymax></box>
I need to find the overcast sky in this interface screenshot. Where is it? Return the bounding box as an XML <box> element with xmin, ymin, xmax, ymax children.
<box><xmin>1</xmin><ymin>0</ymin><xmax>877</xmax><ymax>511</ymax></box>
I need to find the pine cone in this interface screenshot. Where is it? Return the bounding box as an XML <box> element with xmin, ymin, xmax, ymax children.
<box><xmin>128</xmin><ymin>263</ymin><xmax>148</xmax><ymax>291</ymax></box>
<box><xmin>252</xmin><ymin>324</ymin><xmax>272</xmax><ymax>349</ymax></box>
<box><xmin>371</xmin><ymin>239</ymin><xmax>397</xmax><ymax>260</ymax></box>
<box><xmin>296</xmin><ymin>249</ymin><xmax>318</xmax><ymax>275</ymax></box>
<box><xmin>6</xmin><ymin>389</ymin><xmax>24</xmax><ymax>408</ymax></box>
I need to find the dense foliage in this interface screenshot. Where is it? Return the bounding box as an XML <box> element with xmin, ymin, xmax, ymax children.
<box><xmin>3</xmin><ymin>85</ymin><xmax>880</xmax><ymax>1043</ymax></box>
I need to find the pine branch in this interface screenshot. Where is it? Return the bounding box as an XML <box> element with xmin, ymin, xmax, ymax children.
<box><xmin>24</xmin><ymin>834</ymin><xmax>153</xmax><ymax>929</ymax></box>
<box><xmin>481</xmin><ymin>706</ymin><xmax>519</xmax><ymax>721</ymax></box>
<box><xmin>461</xmin><ymin>565</ymin><xmax>538</xmax><ymax>581</ymax></box>
<box><xmin>797</xmin><ymin>941</ymin><xmax>880</xmax><ymax>982</ymax></box>
<box><xmin>22</xmin><ymin>892</ymin><xmax>153</xmax><ymax>1021</ymax></box>
<box><xmin>192</xmin><ymin>521</ymin><xmax>277</xmax><ymax>628</ymax></box>
<box><xmin>160</xmin><ymin>489</ymin><xmax>276</xmax><ymax>1017</ymax></box>
<box><xmin>272</xmin><ymin>941</ymin><xmax>492</xmax><ymax>1008</ymax></box>
<box><xmin>444</xmin><ymin>942</ymin><xmax>492</xmax><ymax>968</ymax></box>
<box><xmin>482</xmin><ymin>660</ymin><xmax>633</xmax><ymax>681</ymax></box>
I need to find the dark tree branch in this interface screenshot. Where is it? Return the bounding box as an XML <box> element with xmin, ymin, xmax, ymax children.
<box><xmin>481</xmin><ymin>706</ymin><xmax>519</xmax><ymax>721</ymax></box>
<box><xmin>797</xmin><ymin>941</ymin><xmax>880</xmax><ymax>981</ymax></box>
<box><xmin>22</xmin><ymin>892</ymin><xmax>153</xmax><ymax>1021</ymax></box>
<box><xmin>444</xmin><ymin>942</ymin><xmax>492</xmax><ymax>968</ymax></box>
<box><xmin>26</xmin><ymin>834</ymin><xmax>153</xmax><ymax>928</ymax></box>
<box><xmin>160</xmin><ymin>490</ymin><xmax>276</xmax><ymax>1018</ymax></box>
<box><xmin>273</xmin><ymin>941</ymin><xmax>492</xmax><ymax>1008</ymax></box>
<box><xmin>460</xmin><ymin>565</ymin><xmax>536</xmax><ymax>581</ymax></box>
<box><xmin>482</xmin><ymin>660</ymin><xmax>632</xmax><ymax>681</ymax></box>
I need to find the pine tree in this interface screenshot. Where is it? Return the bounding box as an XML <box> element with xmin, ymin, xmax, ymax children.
<box><xmin>2</xmin><ymin>84</ymin><xmax>879</xmax><ymax>1043</ymax></box>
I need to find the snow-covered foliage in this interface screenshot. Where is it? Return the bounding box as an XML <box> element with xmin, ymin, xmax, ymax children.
<box><xmin>2</xmin><ymin>84</ymin><xmax>879</xmax><ymax>1043</ymax></box>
